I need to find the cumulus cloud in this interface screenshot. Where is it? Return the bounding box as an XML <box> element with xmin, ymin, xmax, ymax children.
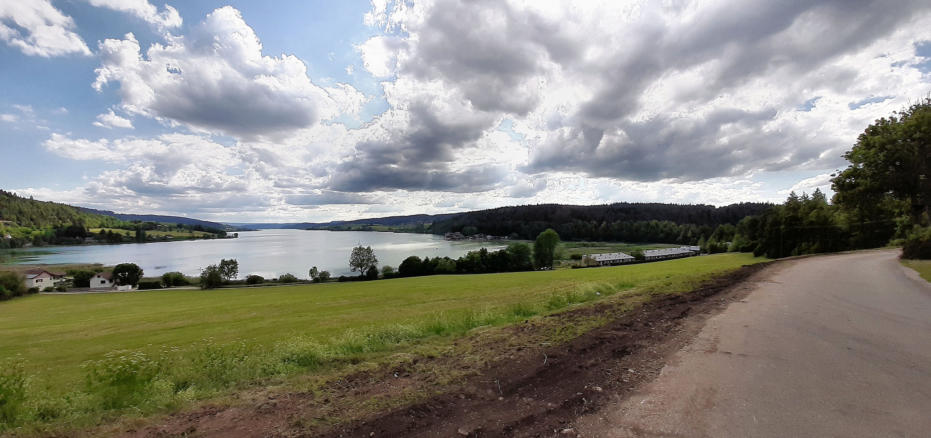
<box><xmin>93</xmin><ymin>109</ymin><xmax>134</xmax><ymax>129</ymax></box>
<box><xmin>92</xmin><ymin>6</ymin><xmax>360</xmax><ymax>138</ymax></box>
<box><xmin>361</xmin><ymin>0</ymin><xmax>931</xmax><ymax>188</ymax></box>
<box><xmin>87</xmin><ymin>0</ymin><xmax>181</xmax><ymax>31</ymax></box>
<box><xmin>0</xmin><ymin>0</ymin><xmax>90</xmax><ymax>57</ymax></box>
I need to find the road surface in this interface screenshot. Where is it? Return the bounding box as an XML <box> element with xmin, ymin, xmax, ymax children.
<box><xmin>576</xmin><ymin>250</ymin><xmax>931</xmax><ymax>437</ymax></box>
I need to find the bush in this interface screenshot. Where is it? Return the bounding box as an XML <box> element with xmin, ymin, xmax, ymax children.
<box><xmin>43</xmin><ymin>287</ymin><xmax>54</xmax><ymax>292</ymax></box>
<box><xmin>0</xmin><ymin>271</ymin><xmax>25</xmax><ymax>299</ymax></box>
<box><xmin>55</xmin><ymin>285</ymin><xmax>67</xmax><ymax>292</ymax></box>
<box><xmin>902</xmin><ymin>227</ymin><xmax>931</xmax><ymax>259</ymax></box>
<box><xmin>68</xmin><ymin>270</ymin><xmax>95</xmax><ymax>288</ymax></box>
<box><xmin>161</xmin><ymin>271</ymin><xmax>189</xmax><ymax>287</ymax></box>
<box><xmin>199</xmin><ymin>265</ymin><xmax>223</xmax><ymax>289</ymax></box>
<box><xmin>137</xmin><ymin>280</ymin><xmax>162</xmax><ymax>290</ymax></box>
<box><xmin>245</xmin><ymin>274</ymin><xmax>264</xmax><ymax>285</ymax></box>
<box><xmin>278</xmin><ymin>273</ymin><xmax>298</xmax><ymax>283</ymax></box>
<box><xmin>27</xmin><ymin>287</ymin><xmax>38</xmax><ymax>294</ymax></box>
<box><xmin>365</xmin><ymin>265</ymin><xmax>379</xmax><ymax>280</ymax></box>
<box><xmin>317</xmin><ymin>270</ymin><xmax>331</xmax><ymax>282</ymax></box>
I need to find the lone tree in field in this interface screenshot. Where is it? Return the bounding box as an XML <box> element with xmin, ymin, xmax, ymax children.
<box><xmin>533</xmin><ymin>228</ymin><xmax>560</xmax><ymax>269</ymax></box>
<box><xmin>350</xmin><ymin>245</ymin><xmax>378</xmax><ymax>277</ymax></box>
<box><xmin>112</xmin><ymin>263</ymin><xmax>143</xmax><ymax>287</ymax></box>
<box><xmin>218</xmin><ymin>259</ymin><xmax>239</xmax><ymax>281</ymax></box>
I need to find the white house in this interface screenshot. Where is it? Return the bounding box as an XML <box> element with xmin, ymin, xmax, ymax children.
<box><xmin>23</xmin><ymin>269</ymin><xmax>62</xmax><ymax>290</ymax></box>
<box><xmin>91</xmin><ymin>272</ymin><xmax>113</xmax><ymax>289</ymax></box>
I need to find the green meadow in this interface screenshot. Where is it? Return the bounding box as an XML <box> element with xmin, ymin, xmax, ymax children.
<box><xmin>0</xmin><ymin>253</ymin><xmax>762</xmax><ymax>431</ymax></box>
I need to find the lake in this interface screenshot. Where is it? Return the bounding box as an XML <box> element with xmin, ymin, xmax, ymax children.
<box><xmin>0</xmin><ymin>229</ymin><xmax>506</xmax><ymax>278</ymax></box>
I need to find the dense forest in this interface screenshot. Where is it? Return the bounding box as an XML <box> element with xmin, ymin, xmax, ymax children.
<box><xmin>429</xmin><ymin>202</ymin><xmax>772</xmax><ymax>245</ymax></box>
<box><xmin>0</xmin><ymin>190</ymin><xmax>228</xmax><ymax>248</ymax></box>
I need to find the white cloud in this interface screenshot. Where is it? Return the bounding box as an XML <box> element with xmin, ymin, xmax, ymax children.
<box><xmin>93</xmin><ymin>109</ymin><xmax>134</xmax><ymax>129</ymax></box>
<box><xmin>87</xmin><ymin>0</ymin><xmax>181</xmax><ymax>31</ymax></box>
<box><xmin>0</xmin><ymin>113</ymin><xmax>17</xmax><ymax>123</ymax></box>
<box><xmin>92</xmin><ymin>6</ymin><xmax>359</xmax><ymax>139</ymax></box>
<box><xmin>0</xmin><ymin>0</ymin><xmax>90</xmax><ymax>57</ymax></box>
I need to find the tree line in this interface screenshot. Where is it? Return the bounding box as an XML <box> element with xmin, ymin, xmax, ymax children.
<box><xmin>429</xmin><ymin>202</ymin><xmax>771</xmax><ymax>244</ymax></box>
<box><xmin>727</xmin><ymin>98</ymin><xmax>931</xmax><ymax>259</ymax></box>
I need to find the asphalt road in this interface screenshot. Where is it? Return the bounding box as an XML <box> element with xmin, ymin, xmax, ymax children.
<box><xmin>576</xmin><ymin>250</ymin><xmax>931</xmax><ymax>437</ymax></box>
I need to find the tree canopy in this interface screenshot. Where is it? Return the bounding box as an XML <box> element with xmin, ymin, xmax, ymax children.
<box><xmin>112</xmin><ymin>263</ymin><xmax>143</xmax><ymax>286</ymax></box>
<box><xmin>832</xmin><ymin>98</ymin><xmax>931</xmax><ymax>227</ymax></box>
<box><xmin>533</xmin><ymin>228</ymin><xmax>560</xmax><ymax>268</ymax></box>
<box><xmin>349</xmin><ymin>246</ymin><xmax>378</xmax><ymax>276</ymax></box>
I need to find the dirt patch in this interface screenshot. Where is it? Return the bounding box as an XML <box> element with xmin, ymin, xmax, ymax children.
<box><xmin>118</xmin><ymin>262</ymin><xmax>776</xmax><ymax>438</ymax></box>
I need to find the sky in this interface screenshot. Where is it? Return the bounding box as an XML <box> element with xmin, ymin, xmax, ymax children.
<box><xmin>1</xmin><ymin>0</ymin><xmax>930</xmax><ymax>223</ymax></box>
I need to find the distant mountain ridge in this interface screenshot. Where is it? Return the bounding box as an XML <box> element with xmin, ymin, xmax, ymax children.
<box><xmin>231</xmin><ymin>213</ymin><xmax>459</xmax><ymax>230</ymax></box>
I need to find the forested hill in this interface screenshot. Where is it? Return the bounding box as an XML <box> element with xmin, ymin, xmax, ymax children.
<box><xmin>77</xmin><ymin>207</ymin><xmax>230</xmax><ymax>231</ymax></box>
<box><xmin>429</xmin><ymin>202</ymin><xmax>773</xmax><ymax>243</ymax></box>
<box><xmin>0</xmin><ymin>190</ymin><xmax>123</xmax><ymax>229</ymax></box>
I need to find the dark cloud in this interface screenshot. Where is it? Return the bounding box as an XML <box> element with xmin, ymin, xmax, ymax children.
<box><xmin>329</xmin><ymin>99</ymin><xmax>503</xmax><ymax>192</ymax></box>
<box><xmin>528</xmin><ymin>107</ymin><xmax>840</xmax><ymax>182</ymax></box>
<box><xmin>403</xmin><ymin>0</ymin><xmax>576</xmax><ymax>115</ymax></box>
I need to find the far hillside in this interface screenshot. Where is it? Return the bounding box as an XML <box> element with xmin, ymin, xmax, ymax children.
<box><xmin>429</xmin><ymin>202</ymin><xmax>773</xmax><ymax>245</ymax></box>
<box><xmin>0</xmin><ymin>190</ymin><xmax>231</xmax><ymax>248</ymax></box>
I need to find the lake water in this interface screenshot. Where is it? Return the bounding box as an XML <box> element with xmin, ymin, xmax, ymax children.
<box><xmin>0</xmin><ymin>229</ymin><xmax>505</xmax><ymax>278</ymax></box>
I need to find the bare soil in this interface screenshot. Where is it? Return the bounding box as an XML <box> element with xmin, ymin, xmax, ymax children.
<box><xmin>119</xmin><ymin>262</ymin><xmax>773</xmax><ymax>438</ymax></box>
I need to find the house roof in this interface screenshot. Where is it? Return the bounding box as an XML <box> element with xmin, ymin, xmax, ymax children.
<box><xmin>590</xmin><ymin>252</ymin><xmax>634</xmax><ymax>262</ymax></box>
<box><xmin>22</xmin><ymin>269</ymin><xmax>63</xmax><ymax>278</ymax></box>
<box><xmin>95</xmin><ymin>272</ymin><xmax>113</xmax><ymax>280</ymax></box>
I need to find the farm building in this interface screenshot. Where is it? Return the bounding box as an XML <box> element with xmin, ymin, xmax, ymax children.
<box><xmin>23</xmin><ymin>269</ymin><xmax>63</xmax><ymax>289</ymax></box>
<box><xmin>589</xmin><ymin>252</ymin><xmax>636</xmax><ymax>266</ymax></box>
<box><xmin>643</xmin><ymin>246</ymin><xmax>701</xmax><ymax>261</ymax></box>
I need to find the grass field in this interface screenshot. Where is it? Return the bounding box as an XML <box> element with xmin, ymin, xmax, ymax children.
<box><xmin>901</xmin><ymin>259</ymin><xmax>931</xmax><ymax>282</ymax></box>
<box><xmin>0</xmin><ymin>253</ymin><xmax>762</xmax><ymax>431</ymax></box>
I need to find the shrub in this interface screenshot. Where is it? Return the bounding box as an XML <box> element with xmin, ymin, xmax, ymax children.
<box><xmin>43</xmin><ymin>287</ymin><xmax>54</xmax><ymax>292</ymax></box>
<box><xmin>317</xmin><ymin>270</ymin><xmax>331</xmax><ymax>282</ymax></box>
<box><xmin>902</xmin><ymin>227</ymin><xmax>931</xmax><ymax>259</ymax></box>
<box><xmin>137</xmin><ymin>280</ymin><xmax>162</xmax><ymax>290</ymax></box>
<box><xmin>199</xmin><ymin>265</ymin><xmax>223</xmax><ymax>289</ymax></box>
<box><xmin>0</xmin><ymin>272</ymin><xmax>24</xmax><ymax>299</ymax></box>
<box><xmin>161</xmin><ymin>271</ymin><xmax>189</xmax><ymax>287</ymax></box>
<box><xmin>55</xmin><ymin>285</ymin><xmax>67</xmax><ymax>292</ymax></box>
<box><xmin>68</xmin><ymin>270</ymin><xmax>95</xmax><ymax>287</ymax></box>
<box><xmin>278</xmin><ymin>273</ymin><xmax>298</xmax><ymax>283</ymax></box>
<box><xmin>27</xmin><ymin>287</ymin><xmax>38</xmax><ymax>294</ymax></box>
<box><xmin>365</xmin><ymin>265</ymin><xmax>379</xmax><ymax>280</ymax></box>
<box><xmin>245</xmin><ymin>274</ymin><xmax>264</xmax><ymax>285</ymax></box>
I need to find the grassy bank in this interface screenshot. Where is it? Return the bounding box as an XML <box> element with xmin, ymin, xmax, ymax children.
<box><xmin>0</xmin><ymin>253</ymin><xmax>762</xmax><ymax>433</ymax></box>
<box><xmin>901</xmin><ymin>259</ymin><xmax>931</xmax><ymax>282</ymax></box>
